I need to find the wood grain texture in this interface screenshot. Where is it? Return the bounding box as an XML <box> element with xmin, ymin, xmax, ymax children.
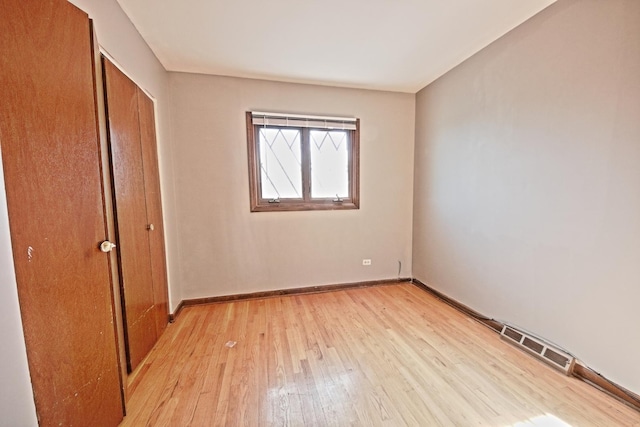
<box><xmin>91</xmin><ymin>28</ymin><xmax>129</xmax><ymax>405</ymax></box>
<box><xmin>171</xmin><ymin>278</ymin><xmax>412</xmax><ymax>321</ymax></box>
<box><xmin>574</xmin><ymin>364</ymin><xmax>640</xmax><ymax>411</ymax></box>
<box><xmin>412</xmin><ymin>279</ymin><xmax>640</xmax><ymax>411</ymax></box>
<box><xmin>103</xmin><ymin>59</ymin><xmax>157</xmax><ymax>372</ymax></box>
<box><xmin>0</xmin><ymin>1</ymin><xmax>123</xmax><ymax>425</ymax></box>
<box><xmin>137</xmin><ymin>87</ymin><xmax>170</xmax><ymax>339</ymax></box>
<box><xmin>412</xmin><ymin>278</ymin><xmax>504</xmax><ymax>332</ymax></box>
<box><xmin>121</xmin><ymin>283</ymin><xmax>640</xmax><ymax>426</ymax></box>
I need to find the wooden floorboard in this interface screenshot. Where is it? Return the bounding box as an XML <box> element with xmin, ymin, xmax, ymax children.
<box><xmin>120</xmin><ymin>283</ymin><xmax>640</xmax><ymax>426</ymax></box>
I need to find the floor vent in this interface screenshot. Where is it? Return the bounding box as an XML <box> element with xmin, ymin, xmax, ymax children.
<box><xmin>500</xmin><ymin>325</ymin><xmax>575</xmax><ymax>375</ymax></box>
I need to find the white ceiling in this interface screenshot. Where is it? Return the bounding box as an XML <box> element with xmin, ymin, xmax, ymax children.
<box><xmin>117</xmin><ymin>0</ymin><xmax>555</xmax><ymax>93</ymax></box>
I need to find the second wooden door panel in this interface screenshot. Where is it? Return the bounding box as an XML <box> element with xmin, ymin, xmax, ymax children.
<box><xmin>103</xmin><ymin>59</ymin><xmax>161</xmax><ymax>372</ymax></box>
<box><xmin>137</xmin><ymin>88</ymin><xmax>170</xmax><ymax>339</ymax></box>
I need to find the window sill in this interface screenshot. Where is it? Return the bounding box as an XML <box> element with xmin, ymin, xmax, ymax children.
<box><xmin>250</xmin><ymin>201</ymin><xmax>359</xmax><ymax>212</ymax></box>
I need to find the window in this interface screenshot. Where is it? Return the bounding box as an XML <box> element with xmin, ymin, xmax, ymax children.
<box><xmin>246</xmin><ymin>111</ymin><xmax>360</xmax><ymax>212</ymax></box>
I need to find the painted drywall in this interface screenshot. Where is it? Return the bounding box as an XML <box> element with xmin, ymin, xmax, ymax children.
<box><xmin>413</xmin><ymin>0</ymin><xmax>640</xmax><ymax>394</ymax></box>
<box><xmin>68</xmin><ymin>0</ymin><xmax>181</xmax><ymax>308</ymax></box>
<box><xmin>169</xmin><ymin>74</ymin><xmax>415</xmax><ymax>300</ymax></box>
<box><xmin>0</xmin><ymin>152</ymin><xmax>38</xmax><ymax>426</ymax></box>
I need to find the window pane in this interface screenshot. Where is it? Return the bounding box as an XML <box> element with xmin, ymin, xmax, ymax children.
<box><xmin>259</xmin><ymin>128</ymin><xmax>302</xmax><ymax>199</ymax></box>
<box><xmin>310</xmin><ymin>130</ymin><xmax>349</xmax><ymax>198</ymax></box>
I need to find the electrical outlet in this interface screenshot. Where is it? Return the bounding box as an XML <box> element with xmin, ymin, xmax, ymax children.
<box><xmin>362</xmin><ymin>259</ymin><xmax>371</xmax><ymax>266</ymax></box>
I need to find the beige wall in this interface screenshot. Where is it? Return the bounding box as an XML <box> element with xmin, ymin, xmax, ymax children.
<box><xmin>413</xmin><ymin>0</ymin><xmax>640</xmax><ymax>394</ymax></box>
<box><xmin>4</xmin><ymin>0</ymin><xmax>636</xmax><ymax>420</ymax></box>
<box><xmin>0</xmin><ymin>151</ymin><xmax>38</xmax><ymax>426</ymax></box>
<box><xmin>168</xmin><ymin>73</ymin><xmax>415</xmax><ymax>301</ymax></box>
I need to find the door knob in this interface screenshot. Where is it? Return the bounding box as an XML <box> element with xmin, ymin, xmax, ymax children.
<box><xmin>147</xmin><ymin>223</ymin><xmax>155</xmax><ymax>231</ymax></box>
<box><xmin>99</xmin><ymin>240</ymin><xmax>117</xmax><ymax>253</ymax></box>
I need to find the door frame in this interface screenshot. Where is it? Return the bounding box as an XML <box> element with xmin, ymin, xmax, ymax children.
<box><xmin>97</xmin><ymin>46</ymin><xmax>169</xmax><ymax>396</ymax></box>
<box><xmin>91</xmin><ymin>32</ymin><xmax>130</xmax><ymax>405</ymax></box>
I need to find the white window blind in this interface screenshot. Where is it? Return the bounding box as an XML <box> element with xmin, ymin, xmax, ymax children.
<box><xmin>251</xmin><ymin>111</ymin><xmax>357</xmax><ymax>131</ymax></box>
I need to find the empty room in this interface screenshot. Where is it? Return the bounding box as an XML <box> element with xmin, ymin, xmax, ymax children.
<box><xmin>1</xmin><ymin>0</ymin><xmax>639</xmax><ymax>425</ymax></box>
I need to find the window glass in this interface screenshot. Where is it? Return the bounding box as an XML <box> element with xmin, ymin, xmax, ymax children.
<box><xmin>310</xmin><ymin>130</ymin><xmax>349</xmax><ymax>198</ymax></box>
<box><xmin>258</xmin><ymin>128</ymin><xmax>302</xmax><ymax>199</ymax></box>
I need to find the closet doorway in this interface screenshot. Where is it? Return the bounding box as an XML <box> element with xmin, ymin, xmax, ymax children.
<box><xmin>102</xmin><ymin>57</ymin><xmax>170</xmax><ymax>373</ymax></box>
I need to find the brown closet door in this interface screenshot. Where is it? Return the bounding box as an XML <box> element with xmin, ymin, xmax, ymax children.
<box><xmin>0</xmin><ymin>1</ymin><xmax>123</xmax><ymax>425</ymax></box>
<box><xmin>103</xmin><ymin>59</ymin><xmax>157</xmax><ymax>371</ymax></box>
<box><xmin>137</xmin><ymin>88</ymin><xmax>170</xmax><ymax>337</ymax></box>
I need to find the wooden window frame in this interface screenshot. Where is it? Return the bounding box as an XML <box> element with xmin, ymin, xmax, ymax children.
<box><xmin>246</xmin><ymin>111</ymin><xmax>360</xmax><ymax>212</ymax></box>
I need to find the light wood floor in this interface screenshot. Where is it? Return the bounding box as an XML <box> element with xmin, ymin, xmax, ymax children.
<box><xmin>120</xmin><ymin>283</ymin><xmax>639</xmax><ymax>426</ymax></box>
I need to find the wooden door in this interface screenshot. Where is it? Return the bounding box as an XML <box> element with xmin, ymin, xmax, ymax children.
<box><xmin>103</xmin><ymin>59</ymin><xmax>158</xmax><ymax>371</ymax></box>
<box><xmin>137</xmin><ymin>88</ymin><xmax>170</xmax><ymax>338</ymax></box>
<box><xmin>0</xmin><ymin>1</ymin><xmax>124</xmax><ymax>425</ymax></box>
